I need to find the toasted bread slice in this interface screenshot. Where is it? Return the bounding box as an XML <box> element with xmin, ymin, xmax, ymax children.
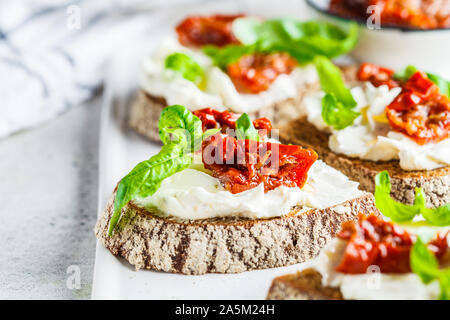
<box><xmin>266</xmin><ymin>268</ymin><xmax>343</xmax><ymax>300</ymax></box>
<box><xmin>280</xmin><ymin>117</ymin><xmax>450</xmax><ymax>208</ymax></box>
<box><xmin>95</xmin><ymin>191</ymin><xmax>376</xmax><ymax>275</ymax></box>
<box><xmin>129</xmin><ymin>86</ymin><xmax>318</xmax><ymax>143</ymax></box>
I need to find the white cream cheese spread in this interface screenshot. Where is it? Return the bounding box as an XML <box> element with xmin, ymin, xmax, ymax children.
<box><xmin>140</xmin><ymin>37</ymin><xmax>318</xmax><ymax>113</ymax></box>
<box><xmin>303</xmin><ymin>82</ymin><xmax>450</xmax><ymax>171</ymax></box>
<box><xmin>136</xmin><ymin>160</ymin><xmax>362</xmax><ymax>220</ymax></box>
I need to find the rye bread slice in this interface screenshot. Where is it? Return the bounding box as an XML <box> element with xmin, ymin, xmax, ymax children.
<box><xmin>280</xmin><ymin>117</ymin><xmax>450</xmax><ymax>208</ymax></box>
<box><xmin>266</xmin><ymin>268</ymin><xmax>343</xmax><ymax>300</ymax></box>
<box><xmin>129</xmin><ymin>85</ymin><xmax>318</xmax><ymax>143</ymax></box>
<box><xmin>95</xmin><ymin>191</ymin><xmax>376</xmax><ymax>275</ymax></box>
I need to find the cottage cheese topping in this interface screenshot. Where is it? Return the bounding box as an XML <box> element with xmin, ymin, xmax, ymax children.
<box><xmin>140</xmin><ymin>37</ymin><xmax>318</xmax><ymax>113</ymax></box>
<box><xmin>136</xmin><ymin>160</ymin><xmax>362</xmax><ymax>220</ymax></box>
<box><xmin>311</xmin><ymin>238</ymin><xmax>441</xmax><ymax>300</ymax></box>
<box><xmin>303</xmin><ymin>82</ymin><xmax>450</xmax><ymax>171</ymax></box>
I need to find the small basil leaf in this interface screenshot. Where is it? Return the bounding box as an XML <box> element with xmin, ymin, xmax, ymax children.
<box><xmin>374</xmin><ymin>171</ymin><xmax>420</xmax><ymax>222</ymax></box>
<box><xmin>321</xmin><ymin>93</ymin><xmax>360</xmax><ymax>130</ymax></box>
<box><xmin>410</xmin><ymin>237</ymin><xmax>440</xmax><ymax>284</ymax></box>
<box><xmin>235</xmin><ymin>113</ymin><xmax>259</xmax><ymax>141</ymax></box>
<box><xmin>164</xmin><ymin>52</ymin><xmax>203</xmax><ymax>84</ymax></box>
<box><xmin>314</xmin><ymin>56</ymin><xmax>356</xmax><ymax>108</ymax></box>
<box><xmin>203</xmin><ymin>44</ymin><xmax>256</xmax><ymax>70</ymax></box>
<box><xmin>109</xmin><ymin>142</ymin><xmax>192</xmax><ymax>235</ymax></box>
<box><xmin>417</xmin><ymin>188</ymin><xmax>450</xmax><ymax>226</ymax></box>
<box><xmin>439</xmin><ymin>270</ymin><xmax>450</xmax><ymax>300</ymax></box>
<box><xmin>426</xmin><ymin>73</ymin><xmax>450</xmax><ymax>97</ymax></box>
<box><xmin>158</xmin><ymin>105</ymin><xmax>202</xmax><ymax>151</ymax></box>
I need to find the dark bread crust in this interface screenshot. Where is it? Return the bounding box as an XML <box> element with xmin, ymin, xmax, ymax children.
<box><xmin>266</xmin><ymin>268</ymin><xmax>343</xmax><ymax>300</ymax></box>
<box><xmin>129</xmin><ymin>91</ymin><xmax>165</xmax><ymax>142</ymax></box>
<box><xmin>95</xmin><ymin>191</ymin><xmax>377</xmax><ymax>275</ymax></box>
<box><xmin>280</xmin><ymin>117</ymin><xmax>450</xmax><ymax>207</ymax></box>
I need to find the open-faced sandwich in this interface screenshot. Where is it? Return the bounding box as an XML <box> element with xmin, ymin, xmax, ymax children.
<box><xmin>129</xmin><ymin>13</ymin><xmax>359</xmax><ymax>141</ymax></box>
<box><xmin>96</xmin><ymin>105</ymin><xmax>376</xmax><ymax>275</ymax></box>
<box><xmin>267</xmin><ymin>173</ymin><xmax>450</xmax><ymax>299</ymax></box>
<box><xmin>281</xmin><ymin>60</ymin><xmax>450</xmax><ymax>207</ymax></box>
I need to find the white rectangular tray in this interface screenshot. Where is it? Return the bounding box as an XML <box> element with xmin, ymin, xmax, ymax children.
<box><xmin>91</xmin><ymin>0</ymin><xmax>317</xmax><ymax>300</ymax></box>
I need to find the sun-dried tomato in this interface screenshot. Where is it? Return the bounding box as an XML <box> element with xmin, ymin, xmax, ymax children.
<box><xmin>176</xmin><ymin>14</ymin><xmax>243</xmax><ymax>47</ymax></box>
<box><xmin>336</xmin><ymin>214</ymin><xmax>449</xmax><ymax>274</ymax></box>
<box><xmin>202</xmin><ymin>134</ymin><xmax>317</xmax><ymax>194</ymax></box>
<box><xmin>193</xmin><ymin>108</ymin><xmax>272</xmax><ymax>139</ymax></box>
<box><xmin>227</xmin><ymin>53</ymin><xmax>298</xmax><ymax>94</ymax></box>
<box><xmin>386</xmin><ymin>71</ymin><xmax>450</xmax><ymax>144</ymax></box>
<box><xmin>357</xmin><ymin>63</ymin><xmax>399</xmax><ymax>89</ymax></box>
<box><xmin>357</xmin><ymin>63</ymin><xmax>450</xmax><ymax>144</ymax></box>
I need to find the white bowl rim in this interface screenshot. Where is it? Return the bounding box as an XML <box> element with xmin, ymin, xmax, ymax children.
<box><xmin>306</xmin><ymin>0</ymin><xmax>450</xmax><ymax>33</ymax></box>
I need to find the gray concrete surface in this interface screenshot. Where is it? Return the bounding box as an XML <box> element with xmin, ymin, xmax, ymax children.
<box><xmin>0</xmin><ymin>96</ymin><xmax>101</xmax><ymax>299</ymax></box>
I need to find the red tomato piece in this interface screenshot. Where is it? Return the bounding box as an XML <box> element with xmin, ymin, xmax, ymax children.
<box><xmin>335</xmin><ymin>214</ymin><xmax>449</xmax><ymax>274</ymax></box>
<box><xmin>193</xmin><ymin>108</ymin><xmax>272</xmax><ymax>139</ymax></box>
<box><xmin>227</xmin><ymin>53</ymin><xmax>297</xmax><ymax>93</ymax></box>
<box><xmin>176</xmin><ymin>14</ymin><xmax>243</xmax><ymax>47</ymax></box>
<box><xmin>202</xmin><ymin>134</ymin><xmax>318</xmax><ymax>194</ymax></box>
<box><xmin>357</xmin><ymin>62</ymin><xmax>399</xmax><ymax>89</ymax></box>
<box><xmin>385</xmin><ymin>71</ymin><xmax>450</xmax><ymax>145</ymax></box>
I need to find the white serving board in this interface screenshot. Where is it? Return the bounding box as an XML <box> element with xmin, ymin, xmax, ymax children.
<box><xmin>91</xmin><ymin>0</ymin><xmax>319</xmax><ymax>299</ymax></box>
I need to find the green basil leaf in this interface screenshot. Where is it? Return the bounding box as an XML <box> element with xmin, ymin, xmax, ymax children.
<box><xmin>426</xmin><ymin>73</ymin><xmax>450</xmax><ymax>97</ymax></box>
<box><xmin>439</xmin><ymin>270</ymin><xmax>450</xmax><ymax>300</ymax></box>
<box><xmin>203</xmin><ymin>44</ymin><xmax>256</xmax><ymax>70</ymax></box>
<box><xmin>235</xmin><ymin>113</ymin><xmax>259</xmax><ymax>141</ymax></box>
<box><xmin>231</xmin><ymin>17</ymin><xmax>264</xmax><ymax>45</ymax></box>
<box><xmin>375</xmin><ymin>171</ymin><xmax>450</xmax><ymax>226</ymax></box>
<box><xmin>417</xmin><ymin>189</ymin><xmax>450</xmax><ymax>226</ymax></box>
<box><xmin>410</xmin><ymin>237</ymin><xmax>440</xmax><ymax>284</ymax></box>
<box><xmin>374</xmin><ymin>171</ymin><xmax>420</xmax><ymax>222</ymax></box>
<box><xmin>232</xmin><ymin>18</ymin><xmax>358</xmax><ymax>59</ymax></box>
<box><xmin>321</xmin><ymin>93</ymin><xmax>360</xmax><ymax>130</ymax></box>
<box><xmin>314</xmin><ymin>56</ymin><xmax>358</xmax><ymax>130</ymax></box>
<box><xmin>411</xmin><ymin>237</ymin><xmax>450</xmax><ymax>300</ymax></box>
<box><xmin>164</xmin><ymin>52</ymin><xmax>203</xmax><ymax>84</ymax></box>
<box><xmin>204</xmin><ymin>19</ymin><xmax>358</xmax><ymax>70</ymax></box>
<box><xmin>314</xmin><ymin>56</ymin><xmax>356</xmax><ymax>107</ymax></box>
<box><xmin>158</xmin><ymin>104</ymin><xmax>202</xmax><ymax>151</ymax></box>
<box><xmin>109</xmin><ymin>143</ymin><xmax>192</xmax><ymax>235</ymax></box>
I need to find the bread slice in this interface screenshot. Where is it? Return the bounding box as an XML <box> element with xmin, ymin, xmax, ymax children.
<box><xmin>95</xmin><ymin>191</ymin><xmax>376</xmax><ymax>275</ymax></box>
<box><xmin>280</xmin><ymin>117</ymin><xmax>450</xmax><ymax>208</ymax></box>
<box><xmin>266</xmin><ymin>268</ymin><xmax>343</xmax><ymax>300</ymax></box>
<box><xmin>129</xmin><ymin>85</ymin><xmax>317</xmax><ymax>143</ymax></box>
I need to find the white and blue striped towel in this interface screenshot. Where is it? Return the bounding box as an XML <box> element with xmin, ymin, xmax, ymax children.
<box><xmin>0</xmin><ymin>0</ymin><xmax>308</xmax><ymax>138</ymax></box>
<box><xmin>0</xmin><ymin>0</ymin><xmax>214</xmax><ymax>138</ymax></box>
